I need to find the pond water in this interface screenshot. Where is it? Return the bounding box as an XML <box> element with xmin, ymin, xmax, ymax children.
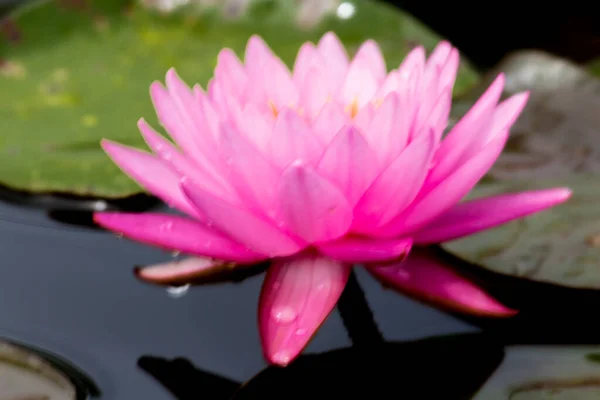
<box><xmin>0</xmin><ymin>0</ymin><xmax>599</xmax><ymax>398</ymax></box>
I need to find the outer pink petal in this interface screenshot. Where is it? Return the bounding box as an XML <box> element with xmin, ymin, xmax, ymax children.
<box><xmin>428</xmin><ymin>74</ymin><xmax>505</xmax><ymax>185</ymax></box>
<box><xmin>439</xmin><ymin>48</ymin><xmax>459</xmax><ymax>92</ymax></box>
<box><xmin>228</xmin><ymin>101</ymin><xmax>274</xmax><ymax>152</ymax></box>
<box><xmin>93</xmin><ymin>212</ymin><xmax>264</xmax><ymax>262</ymax></box>
<box><xmin>217</xmin><ymin>123</ymin><xmax>280</xmax><ymax>213</ymax></box>
<box><xmin>269</xmin><ymin>108</ymin><xmax>323</xmax><ymax>168</ymax></box>
<box><xmin>259</xmin><ymin>254</ymin><xmax>351</xmax><ymax>366</ymax></box>
<box><xmin>317</xmin><ymin>237</ymin><xmax>412</xmax><ymax>263</ymax></box>
<box><xmin>353</xmin><ymin>129</ymin><xmax>435</xmax><ymax>231</ymax></box>
<box><xmin>316</xmin><ymin>125</ymin><xmax>379</xmax><ymax>206</ymax></box>
<box><xmin>275</xmin><ymin>162</ymin><xmax>353</xmax><ymax>243</ymax></box>
<box><xmin>182</xmin><ymin>179</ymin><xmax>305</xmax><ymax>257</ymax></box>
<box><xmin>413</xmin><ymin>188</ymin><xmax>572</xmax><ymax>244</ymax></box>
<box><xmin>368</xmin><ymin>249</ymin><xmax>517</xmax><ymax>317</ymax></box>
<box><xmin>137</xmin><ymin>119</ymin><xmax>233</xmax><ymax>201</ymax></box>
<box><xmin>378</xmin><ymin>129</ymin><xmax>510</xmax><ymax>237</ymax></box>
<box><xmin>100</xmin><ymin>139</ymin><xmax>200</xmax><ymax>218</ymax></box>
<box><xmin>396</xmin><ymin>46</ymin><xmax>425</xmax><ymax>85</ymax></box>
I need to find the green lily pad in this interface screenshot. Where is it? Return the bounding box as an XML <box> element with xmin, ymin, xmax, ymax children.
<box><xmin>0</xmin><ymin>0</ymin><xmax>479</xmax><ymax>199</ymax></box>
<box><xmin>474</xmin><ymin>345</ymin><xmax>600</xmax><ymax>400</ymax></box>
<box><xmin>443</xmin><ymin>177</ymin><xmax>600</xmax><ymax>289</ymax></box>
<box><xmin>451</xmin><ymin>50</ymin><xmax>600</xmax><ymax>183</ymax></box>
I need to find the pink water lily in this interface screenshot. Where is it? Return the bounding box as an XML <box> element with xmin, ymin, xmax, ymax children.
<box><xmin>93</xmin><ymin>32</ymin><xmax>571</xmax><ymax>366</ymax></box>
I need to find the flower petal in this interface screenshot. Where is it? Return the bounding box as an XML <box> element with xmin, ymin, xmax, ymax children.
<box><xmin>135</xmin><ymin>257</ymin><xmax>234</xmax><ymax>286</ymax></box>
<box><xmin>217</xmin><ymin>122</ymin><xmax>280</xmax><ymax>213</ymax></box>
<box><xmin>100</xmin><ymin>139</ymin><xmax>200</xmax><ymax>218</ymax></box>
<box><xmin>318</xmin><ymin>237</ymin><xmax>412</xmax><ymax>263</ymax></box>
<box><xmin>317</xmin><ymin>32</ymin><xmax>349</xmax><ymax>89</ymax></box>
<box><xmin>368</xmin><ymin>249</ymin><xmax>517</xmax><ymax>317</ymax></box>
<box><xmin>414</xmin><ymin>187</ymin><xmax>572</xmax><ymax>244</ymax></box>
<box><xmin>269</xmin><ymin>109</ymin><xmax>323</xmax><ymax>168</ymax></box>
<box><xmin>312</xmin><ymin>101</ymin><xmax>350</xmax><ymax>144</ymax></box>
<box><xmin>353</xmin><ymin>129</ymin><xmax>435</xmax><ymax>231</ymax></box>
<box><xmin>182</xmin><ymin>179</ymin><xmax>305</xmax><ymax>257</ymax></box>
<box><xmin>316</xmin><ymin>125</ymin><xmax>379</xmax><ymax>206</ymax></box>
<box><xmin>428</xmin><ymin>74</ymin><xmax>505</xmax><ymax>185</ymax></box>
<box><xmin>275</xmin><ymin>162</ymin><xmax>353</xmax><ymax>243</ymax></box>
<box><xmin>379</xmin><ymin>128</ymin><xmax>509</xmax><ymax>237</ymax></box>
<box><xmin>137</xmin><ymin>118</ymin><xmax>233</xmax><ymax>201</ymax></box>
<box><xmin>214</xmin><ymin>48</ymin><xmax>248</xmax><ymax>99</ymax></box>
<box><xmin>259</xmin><ymin>254</ymin><xmax>351</xmax><ymax>366</ymax></box>
<box><xmin>365</xmin><ymin>93</ymin><xmax>407</xmax><ymax>164</ymax></box>
<box><xmin>93</xmin><ymin>212</ymin><xmax>264</xmax><ymax>262</ymax></box>
<box><xmin>352</xmin><ymin>39</ymin><xmax>387</xmax><ymax>82</ymax></box>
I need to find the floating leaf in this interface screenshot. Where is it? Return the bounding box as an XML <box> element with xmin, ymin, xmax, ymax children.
<box><xmin>474</xmin><ymin>345</ymin><xmax>600</xmax><ymax>400</ymax></box>
<box><xmin>451</xmin><ymin>50</ymin><xmax>600</xmax><ymax>182</ymax></box>
<box><xmin>0</xmin><ymin>0</ymin><xmax>479</xmax><ymax>199</ymax></box>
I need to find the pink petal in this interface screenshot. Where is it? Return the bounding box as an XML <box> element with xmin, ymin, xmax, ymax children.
<box><xmin>316</xmin><ymin>125</ymin><xmax>379</xmax><ymax>206</ymax></box>
<box><xmin>396</xmin><ymin>46</ymin><xmax>425</xmax><ymax>84</ymax></box>
<box><xmin>352</xmin><ymin>39</ymin><xmax>387</xmax><ymax>82</ymax></box>
<box><xmin>318</xmin><ymin>237</ymin><xmax>412</xmax><ymax>263</ymax></box>
<box><xmin>317</xmin><ymin>32</ymin><xmax>349</xmax><ymax>88</ymax></box>
<box><xmin>182</xmin><ymin>179</ymin><xmax>305</xmax><ymax>257</ymax></box>
<box><xmin>150</xmin><ymin>71</ymin><xmax>219</xmax><ymax>168</ymax></box>
<box><xmin>428</xmin><ymin>74</ymin><xmax>505</xmax><ymax>185</ymax></box>
<box><xmin>292</xmin><ymin>42</ymin><xmax>322</xmax><ymax>87</ymax></box>
<box><xmin>439</xmin><ymin>48</ymin><xmax>459</xmax><ymax>92</ymax></box>
<box><xmin>262</xmin><ymin>55</ymin><xmax>299</xmax><ymax>109</ymax></box>
<box><xmin>244</xmin><ymin>35</ymin><xmax>275</xmax><ymax>76</ymax></box>
<box><xmin>473</xmin><ymin>92</ymin><xmax>529</xmax><ymax>151</ymax></box>
<box><xmin>353</xmin><ymin>129</ymin><xmax>435</xmax><ymax>232</ymax></box>
<box><xmin>312</xmin><ymin>102</ymin><xmax>351</xmax><ymax>144</ymax></box>
<box><xmin>379</xmin><ymin>129</ymin><xmax>510</xmax><ymax>237</ymax></box>
<box><xmin>93</xmin><ymin>212</ymin><xmax>264</xmax><ymax>262</ymax></box>
<box><xmin>368</xmin><ymin>249</ymin><xmax>517</xmax><ymax>317</ymax></box>
<box><xmin>100</xmin><ymin>139</ymin><xmax>200</xmax><ymax>218</ymax></box>
<box><xmin>365</xmin><ymin>93</ymin><xmax>406</xmax><ymax>164</ymax></box>
<box><xmin>341</xmin><ymin>55</ymin><xmax>379</xmax><ymax>108</ymax></box>
<box><xmin>413</xmin><ymin>187</ymin><xmax>572</xmax><ymax>244</ymax></box>
<box><xmin>217</xmin><ymin>122</ymin><xmax>280</xmax><ymax>213</ymax></box>
<box><xmin>299</xmin><ymin>67</ymin><xmax>331</xmax><ymax>119</ymax></box>
<box><xmin>135</xmin><ymin>257</ymin><xmax>242</xmax><ymax>286</ymax></box>
<box><xmin>275</xmin><ymin>162</ymin><xmax>353</xmax><ymax>243</ymax></box>
<box><xmin>269</xmin><ymin>109</ymin><xmax>323</xmax><ymax>168</ymax></box>
<box><xmin>137</xmin><ymin>119</ymin><xmax>233</xmax><ymax>201</ymax></box>
<box><xmin>228</xmin><ymin>101</ymin><xmax>274</xmax><ymax>152</ymax></box>
<box><xmin>214</xmin><ymin>48</ymin><xmax>248</xmax><ymax>99</ymax></box>
<box><xmin>259</xmin><ymin>254</ymin><xmax>351</xmax><ymax>366</ymax></box>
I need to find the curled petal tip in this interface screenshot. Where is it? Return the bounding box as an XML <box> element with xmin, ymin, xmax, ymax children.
<box><xmin>134</xmin><ymin>257</ymin><xmax>232</xmax><ymax>286</ymax></box>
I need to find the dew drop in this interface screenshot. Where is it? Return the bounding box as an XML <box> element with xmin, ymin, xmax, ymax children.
<box><xmin>271</xmin><ymin>350</ymin><xmax>292</xmax><ymax>366</ymax></box>
<box><xmin>271</xmin><ymin>306</ymin><xmax>298</xmax><ymax>324</ymax></box>
<box><xmin>171</xmin><ymin>250</ymin><xmax>181</xmax><ymax>258</ymax></box>
<box><xmin>166</xmin><ymin>284</ymin><xmax>190</xmax><ymax>298</ymax></box>
<box><xmin>294</xmin><ymin>328</ymin><xmax>307</xmax><ymax>336</ymax></box>
<box><xmin>159</xmin><ymin>221</ymin><xmax>173</xmax><ymax>232</ymax></box>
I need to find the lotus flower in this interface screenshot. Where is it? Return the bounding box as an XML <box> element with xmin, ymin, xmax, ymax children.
<box><xmin>93</xmin><ymin>32</ymin><xmax>571</xmax><ymax>366</ymax></box>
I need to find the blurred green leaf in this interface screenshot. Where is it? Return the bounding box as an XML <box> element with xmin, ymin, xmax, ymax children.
<box><xmin>0</xmin><ymin>0</ymin><xmax>479</xmax><ymax>198</ymax></box>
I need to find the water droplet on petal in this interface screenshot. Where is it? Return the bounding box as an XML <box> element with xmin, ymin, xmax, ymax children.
<box><xmin>294</xmin><ymin>328</ymin><xmax>307</xmax><ymax>336</ymax></box>
<box><xmin>271</xmin><ymin>306</ymin><xmax>297</xmax><ymax>324</ymax></box>
<box><xmin>166</xmin><ymin>284</ymin><xmax>190</xmax><ymax>298</ymax></box>
<box><xmin>271</xmin><ymin>350</ymin><xmax>292</xmax><ymax>366</ymax></box>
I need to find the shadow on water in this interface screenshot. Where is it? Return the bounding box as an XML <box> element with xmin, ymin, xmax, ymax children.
<box><xmin>138</xmin><ymin>333</ymin><xmax>504</xmax><ymax>400</ymax></box>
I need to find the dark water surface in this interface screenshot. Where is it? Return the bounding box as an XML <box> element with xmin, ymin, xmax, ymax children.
<box><xmin>0</xmin><ymin>199</ymin><xmax>476</xmax><ymax>398</ymax></box>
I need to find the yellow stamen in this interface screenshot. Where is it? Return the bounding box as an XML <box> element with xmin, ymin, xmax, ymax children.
<box><xmin>268</xmin><ymin>100</ymin><xmax>278</xmax><ymax>117</ymax></box>
<box><xmin>345</xmin><ymin>97</ymin><xmax>359</xmax><ymax>118</ymax></box>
